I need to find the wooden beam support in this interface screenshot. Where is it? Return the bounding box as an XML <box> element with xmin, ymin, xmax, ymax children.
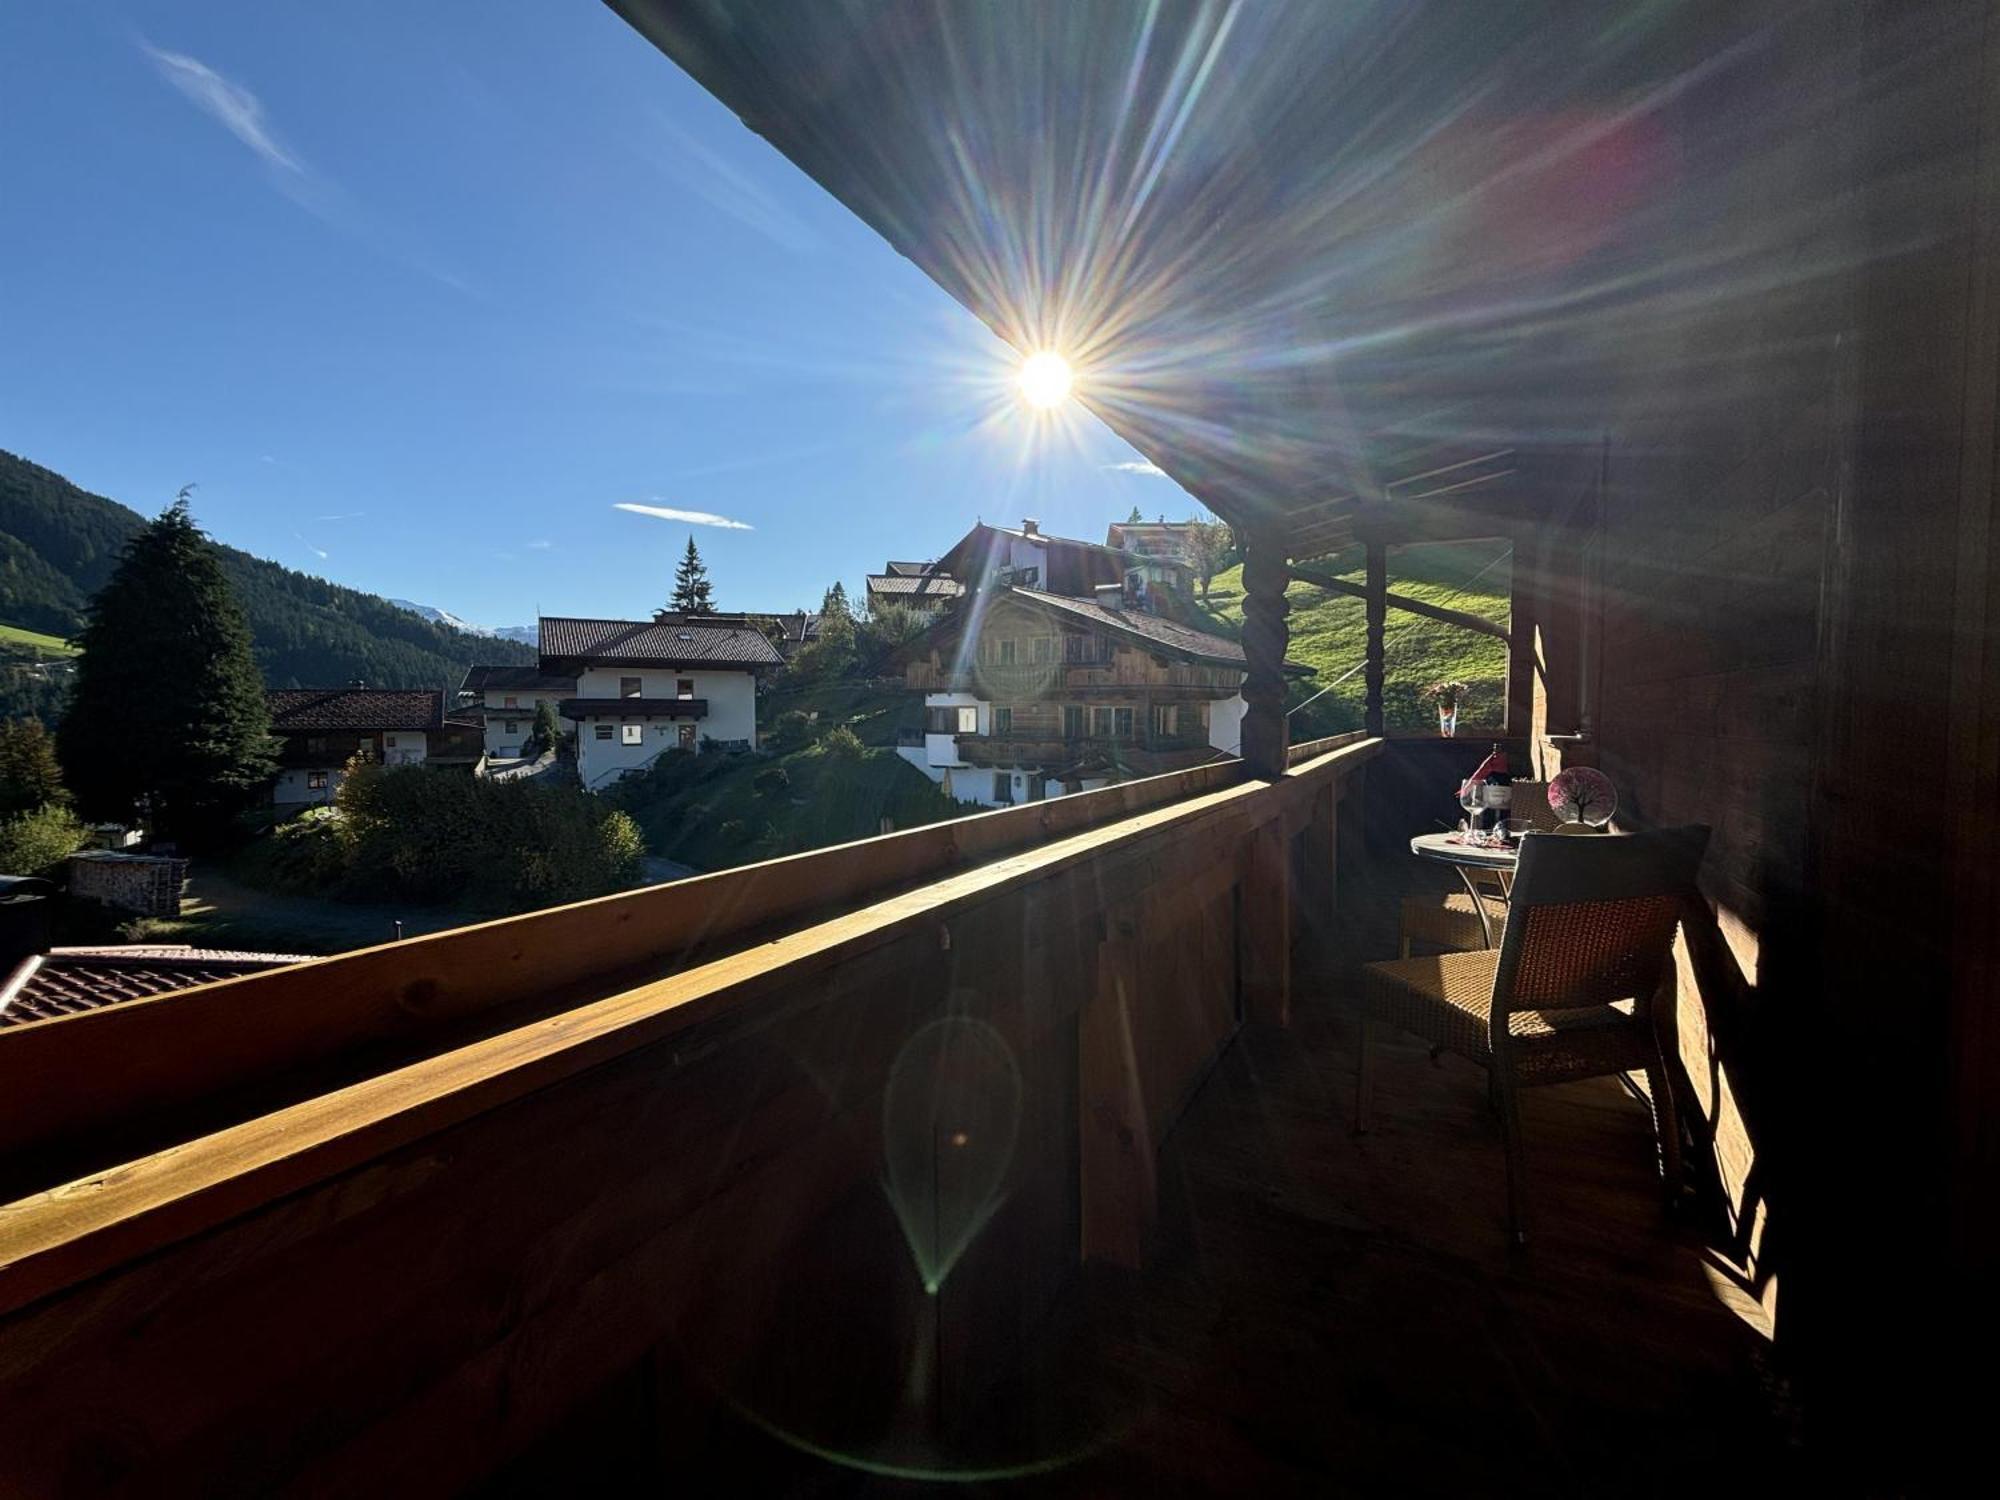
<box><xmin>1286</xmin><ymin>563</ymin><xmax>1510</xmax><ymax>642</ymax></box>
<box><xmin>1364</xmin><ymin>542</ymin><xmax>1387</xmax><ymax>738</ymax></box>
<box><xmin>1239</xmin><ymin>532</ymin><xmax>1291</xmax><ymax>779</ymax></box>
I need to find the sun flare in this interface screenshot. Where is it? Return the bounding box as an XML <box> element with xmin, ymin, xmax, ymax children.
<box><xmin>1016</xmin><ymin>351</ymin><xmax>1074</xmax><ymax>409</ymax></box>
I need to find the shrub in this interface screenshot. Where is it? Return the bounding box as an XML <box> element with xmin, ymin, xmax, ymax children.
<box><xmin>333</xmin><ymin>762</ymin><xmax>645</xmax><ymax>911</ymax></box>
<box><xmin>820</xmin><ymin>725</ymin><xmax>865</xmax><ymax>760</ymax></box>
<box><xmin>767</xmin><ymin>709</ymin><xmax>813</xmax><ymax>752</ymax></box>
<box><xmin>752</xmin><ymin>765</ymin><xmax>791</xmax><ymax>796</ymax></box>
<box><xmin>0</xmin><ymin>802</ymin><xmax>87</xmax><ymax>877</ymax></box>
<box><xmin>261</xmin><ymin>805</ymin><xmax>345</xmax><ymax>889</ymax></box>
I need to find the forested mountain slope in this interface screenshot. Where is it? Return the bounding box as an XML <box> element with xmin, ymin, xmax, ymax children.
<box><xmin>0</xmin><ymin>450</ymin><xmax>533</xmax><ymax>719</ymax></box>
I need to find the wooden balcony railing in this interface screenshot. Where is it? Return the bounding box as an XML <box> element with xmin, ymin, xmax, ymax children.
<box><xmin>0</xmin><ymin>732</ymin><xmax>1376</xmax><ymax>1494</ymax></box>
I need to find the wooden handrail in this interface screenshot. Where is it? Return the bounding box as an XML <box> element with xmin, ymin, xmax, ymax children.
<box><xmin>0</xmin><ymin>755</ymin><xmax>1251</xmax><ymax>1186</ymax></box>
<box><xmin>0</xmin><ymin>737</ymin><xmax>1382</xmax><ymax>1318</ymax></box>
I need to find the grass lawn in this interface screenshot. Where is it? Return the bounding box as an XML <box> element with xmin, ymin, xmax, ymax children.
<box><xmin>1196</xmin><ymin>540</ymin><xmax>1511</xmax><ymax>734</ymax></box>
<box><xmin>761</xmin><ymin>679</ymin><xmax>923</xmax><ymax>746</ymax></box>
<box><xmin>0</xmin><ymin>621</ymin><xmax>78</xmax><ymax>656</ymax></box>
<box><xmin>125</xmin><ymin>865</ymin><xmax>490</xmax><ymax>956</ymax></box>
<box><xmin>612</xmin><ymin>737</ymin><xmax>955</xmax><ymax>872</ymax></box>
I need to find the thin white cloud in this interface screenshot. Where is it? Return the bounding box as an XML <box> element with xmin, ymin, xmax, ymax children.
<box><xmin>316</xmin><ymin>511</ymin><xmax>365</xmax><ymax>522</ymax></box>
<box><xmin>649</xmin><ymin>112</ymin><xmax>822</xmax><ymax>254</ymax></box>
<box><xmin>1104</xmin><ymin>461</ymin><xmax>1169</xmax><ymax>477</ymax></box>
<box><xmin>141</xmin><ymin>43</ymin><xmax>301</xmax><ymax>173</ymax></box>
<box><xmin>614</xmin><ymin>501</ymin><xmax>754</xmax><ymax>531</ymax></box>
<box><xmin>526</xmin><ymin>539</ymin><xmax>554</xmax><ymax>551</ymax></box>
<box><xmin>291</xmin><ymin>532</ymin><xmax>328</xmax><ymax>561</ymax></box>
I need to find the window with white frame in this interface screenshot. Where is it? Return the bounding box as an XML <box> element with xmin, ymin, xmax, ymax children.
<box><xmin>956</xmin><ymin>705</ymin><xmax>978</xmax><ymax>733</ymax></box>
<box><xmin>307</xmin><ymin>771</ymin><xmax>328</xmax><ymax>791</ymax></box>
<box><xmin>621</xmin><ymin>723</ymin><xmax>643</xmax><ymax>745</ymax></box>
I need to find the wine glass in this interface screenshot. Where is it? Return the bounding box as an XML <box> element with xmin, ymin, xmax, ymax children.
<box><xmin>1458</xmin><ymin>779</ymin><xmax>1482</xmax><ymax>836</ymax></box>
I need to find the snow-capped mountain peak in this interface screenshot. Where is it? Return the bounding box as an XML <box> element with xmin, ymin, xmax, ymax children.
<box><xmin>389</xmin><ymin>599</ymin><xmax>535</xmax><ymax>644</ymax></box>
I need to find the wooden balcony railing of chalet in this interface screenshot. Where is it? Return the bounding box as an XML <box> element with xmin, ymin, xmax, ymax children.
<box><xmin>952</xmin><ymin>730</ymin><xmax>1213</xmax><ymax>766</ymax></box>
<box><xmin>906</xmin><ymin>659</ymin><xmax>1238</xmax><ymax>697</ymax></box>
<box><xmin>0</xmin><ymin>731</ymin><xmax>1376</xmax><ymax>1494</ymax></box>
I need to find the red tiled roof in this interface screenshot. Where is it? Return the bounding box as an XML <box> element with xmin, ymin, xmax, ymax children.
<box><xmin>538</xmin><ymin>616</ymin><xmax>784</xmax><ymax>667</ymax></box>
<box><xmin>266</xmin><ymin>688</ymin><xmax>443</xmax><ymax>733</ymax></box>
<box><xmin>0</xmin><ymin>946</ymin><xmax>312</xmax><ymax>1028</ymax></box>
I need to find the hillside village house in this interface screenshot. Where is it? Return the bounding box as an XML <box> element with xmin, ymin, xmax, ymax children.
<box><xmin>897</xmin><ymin>582</ymin><xmax>1270</xmax><ymax>806</ymax></box>
<box><xmin>536</xmin><ymin>614</ymin><xmax>783</xmax><ymax>791</ymax></box>
<box><xmin>1104</xmin><ymin>518</ymin><xmax>1202</xmax><ymax>568</ymax></box>
<box><xmin>862</xmin><ymin>560</ymin><xmax>965</xmax><ymax>615</ymax></box>
<box><xmin>266</xmin><ymin>687</ymin><xmax>481</xmax><ymax>810</ymax></box>
<box><xmin>935</xmin><ymin>517</ymin><xmax>1196</xmax><ymax>616</ymax></box>
<box><xmin>458</xmin><ymin>665</ymin><xmax>577</xmax><ymax>760</ymax></box>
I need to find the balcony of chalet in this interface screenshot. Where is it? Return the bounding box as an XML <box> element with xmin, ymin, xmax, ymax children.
<box><xmin>4</xmin><ymin>0</ymin><xmax>1995</xmax><ymax>1492</ymax></box>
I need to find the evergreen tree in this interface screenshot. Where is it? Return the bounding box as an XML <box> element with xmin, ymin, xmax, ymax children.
<box><xmin>0</xmin><ymin>717</ymin><xmax>68</xmax><ymax>817</ymax></box>
<box><xmin>820</xmin><ymin>580</ymin><xmax>854</xmax><ymax>632</ymax></box>
<box><xmin>669</xmin><ymin>536</ymin><xmax>715</xmax><ymax>614</ymax></box>
<box><xmin>526</xmin><ymin>699</ymin><xmax>564</xmax><ymax>756</ymax></box>
<box><xmin>1126</xmin><ymin>505</ymin><xmax>1145</xmax><ymax>524</ymax></box>
<box><xmin>58</xmin><ymin>492</ymin><xmax>278</xmax><ymax>843</ymax></box>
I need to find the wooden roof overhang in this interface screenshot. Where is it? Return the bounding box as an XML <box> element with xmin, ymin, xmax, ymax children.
<box><xmin>604</xmin><ymin>0</ymin><xmax>1681</xmax><ymax>556</ymax></box>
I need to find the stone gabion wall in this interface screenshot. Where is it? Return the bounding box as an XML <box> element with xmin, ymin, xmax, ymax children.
<box><xmin>66</xmin><ymin>855</ymin><xmax>189</xmax><ymax>917</ymax></box>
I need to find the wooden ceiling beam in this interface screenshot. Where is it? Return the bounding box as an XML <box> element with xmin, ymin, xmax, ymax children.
<box><xmin>1285</xmin><ymin>563</ymin><xmax>1511</xmax><ymax>642</ymax></box>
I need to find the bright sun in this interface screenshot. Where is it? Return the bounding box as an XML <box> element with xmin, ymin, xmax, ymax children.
<box><xmin>1017</xmin><ymin>351</ymin><xmax>1074</xmax><ymax>409</ymax></box>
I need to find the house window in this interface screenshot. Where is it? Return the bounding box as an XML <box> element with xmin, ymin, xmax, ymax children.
<box><xmin>1016</xmin><ymin>566</ymin><xmax>1040</xmax><ymax>587</ymax></box>
<box><xmin>594</xmin><ymin>724</ymin><xmax>614</xmax><ymax>741</ymax></box>
<box><xmin>504</xmin><ymin>720</ymin><xmax>519</xmax><ymax>735</ymax></box>
<box><xmin>307</xmin><ymin>771</ymin><xmax>328</xmax><ymax>791</ymax></box>
<box><xmin>621</xmin><ymin>723</ymin><xmax>644</xmax><ymax>746</ymax></box>
<box><xmin>503</xmin><ymin>695</ymin><xmax>518</xmax><ymax>708</ymax></box>
<box><xmin>306</xmin><ymin>736</ymin><xmax>327</xmax><ymax>755</ymax></box>
<box><xmin>957</xmin><ymin>705</ymin><xmax>979</xmax><ymax>734</ymax></box>
<box><xmin>1031</xmin><ymin>636</ymin><xmax>1052</xmax><ymax>664</ymax></box>
<box><xmin>384</xmin><ymin>736</ymin><xmax>398</xmax><ymax>749</ymax></box>
<box><xmin>1063</xmin><ymin>705</ymin><xmax>1084</xmax><ymax>739</ymax></box>
<box><xmin>993</xmin><ymin>772</ymin><xmax>1011</xmax><ymax>803</ymax></box>
<box><xmin>678</xmin><ymin>723</ymin><xmax>697</xmax><ymax>750</ymax></box>
<box><xmin>1092</xmin><ymin>706</ymin><xmax>1114</xmax><ymax>737</ymax></box>
<box><xmin>998</xmin><ymin>639</ymin><xmax>1017</xmax><ymax>665</ymax></box>
<box><xmin>1114</xmin><ymin>707</ymin><xmax>1135</xmax><ymax>739</ymax></box>
<box><xmin>1151</xmin><ymin>704</ymin><xmax>1177</xmax><ymax>738</ymax></box>
<box><xmin>677</xmin><ymin>678</ymin><xmax>695</xmax><ymax>700</ymax></box>
<box><xmin>993</xmin><ymin>707</ymin><xmax>1012</xmax><ymax>736</ymax></box>
<box><xmin>620</xmin><ymin>676</ymin><xmax>643</xmax><ymax>698</ymax></box>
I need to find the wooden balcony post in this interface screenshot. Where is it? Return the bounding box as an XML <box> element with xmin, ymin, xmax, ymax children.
<box><xmin>1364</xmin><ymin>540</ymin><xmax>1387</xmax><ymax>737</ymax></box>
<box><xmin>1239</xmin><ymin>531</ymin><xmax>1291</xmax><ymax>779</ymax></box>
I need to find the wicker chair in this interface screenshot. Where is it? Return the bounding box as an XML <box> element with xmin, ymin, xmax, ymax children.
<box><xmin>1358</xmin><ymin>825</ymin><xmax>1710</xmax><ymax>1243</ymax></box>
<box><xmin>1396</xmin><ymin>780</ymin><xmax>1556</xmax><ymax>956</ymax></box>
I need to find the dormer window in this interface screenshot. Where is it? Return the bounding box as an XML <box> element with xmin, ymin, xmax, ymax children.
<box><xmin>619</xmin><ymin>676</ymin><xmax>642</xmax><ymax>698</ymax></box>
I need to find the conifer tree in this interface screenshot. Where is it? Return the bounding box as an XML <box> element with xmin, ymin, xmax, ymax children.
<box><xmin>669</xmin><ymin>536</ymin><xmax>715</xmax><ymax>614</ymax></box>
<box><xmin>0</xmin><ymin>717</ymin><xmax>68</xmax><ymax>817</ymax></box>
<box><xmin>1126</xmin><ymin>504</ymin><xmax>1145</xmax><ymax>524</ymax></box>
<box><xmin>58</xmin><ymin>492</ymin><xmax>278</xmax><ymax>843</ymax></box>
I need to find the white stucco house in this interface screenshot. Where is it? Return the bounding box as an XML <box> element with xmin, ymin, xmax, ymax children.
<box><xmin>536</xmin><ymin>615</ymin><xmax>784</xmax><ymax>792</ymax></box>
<box><xmin>459</xmin><ymin>665</ymin><xmax>579</xmax><ymax>759</ymax></box>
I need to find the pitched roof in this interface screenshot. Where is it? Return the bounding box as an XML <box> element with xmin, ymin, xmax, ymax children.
<box><xmin>1011</xmin><ymin>588</ymin><xmax>1248</xmax><ymax>666</ymax></box>
<box><xmin>538</xmin><ymin>616</ymin><xmax>785</xmax><ymax>667</ymax></box>
<box><xmin>0</xmin><ymin>945</ymin><xmax>312</xmax><ymax>1028</ymax></box>
<box><xmin>266</xmin><ymin>688</ymin><xmax>443</xmax><ymax>733</ymax></box>
<box><xmin>866</xmin><ymin>573</ymin><xmax>966</xmax><ymax>598</ymax></box>
<box><xmin>461</xmin><ymin>665</ymin><xmax>576</xmax><ymax>694</ymax></box>
<box><xmin>883</xmin><ymin>560</ymin><xmax>939</xmax><ymax>577</ymax></box>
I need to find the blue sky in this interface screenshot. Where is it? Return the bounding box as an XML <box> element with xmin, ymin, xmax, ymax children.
<box><xmin>0</xmin><ymin>2</ymin><xmax>1190</xmax><ymax>629</ymax></box>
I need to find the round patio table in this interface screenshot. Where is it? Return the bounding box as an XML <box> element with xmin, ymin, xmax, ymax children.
<box><xmin>1409</xmin><ymin>831</ymin><xmax>1519</xmax><ymax>948</ymax></box>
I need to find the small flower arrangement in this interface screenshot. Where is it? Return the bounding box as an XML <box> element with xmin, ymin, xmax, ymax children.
<box><xmin>1421</xmin><ymin>680</ymin><xmax>1468</xmax><ymax>738</ymax></box>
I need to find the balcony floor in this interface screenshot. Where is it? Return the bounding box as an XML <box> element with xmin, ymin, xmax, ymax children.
<box><xmin>494</xmin><ymin>861</ymin><xmax>1791</xmax><ymax>1497</ymax></box>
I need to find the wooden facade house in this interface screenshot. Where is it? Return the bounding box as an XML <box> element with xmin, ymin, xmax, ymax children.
<box><xmin>3</xmin><ymin>2</ymin><xmax>1999</xmax><ymax>1490</ymax></box>
<box><xmin>266</xmin><ymin>687</ymin><xmax>482</xmax><ymax>810</ymax></box>
<box><xmin>896</xmin><ymin>586</ymin><xmax>1261</xmax><ymax>803</ymax></box>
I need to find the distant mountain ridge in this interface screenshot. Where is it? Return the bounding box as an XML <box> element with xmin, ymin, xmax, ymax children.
<box><xmin>389</xmin><ymin>599</ymin><xmax>537</xmax><ymax>646</ymax></box>
<box><xmin>0</xmin><ymin>449</ymin><xmax>535</xmax><ymax>713</ymax></box>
